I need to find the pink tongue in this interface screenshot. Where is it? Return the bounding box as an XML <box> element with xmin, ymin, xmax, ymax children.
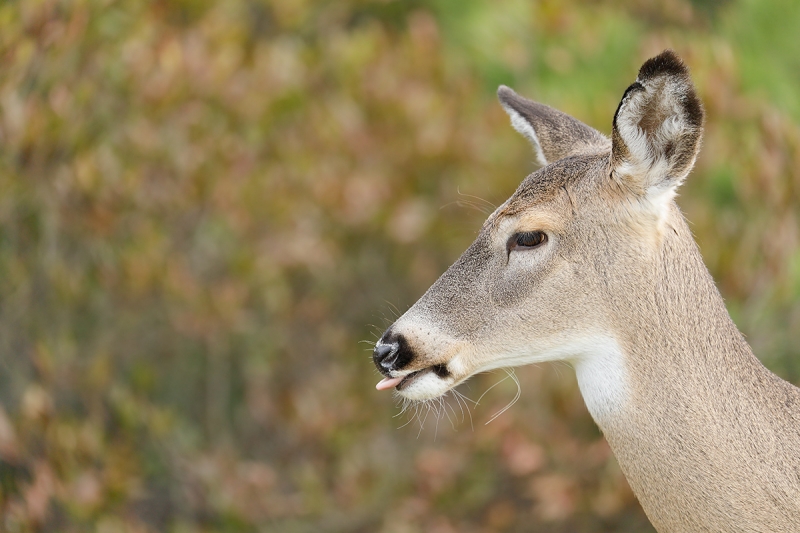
<box><xmin>376</xmin><ymin>376</ymin><xmax>404</xmax><ymax>390</ymax></box>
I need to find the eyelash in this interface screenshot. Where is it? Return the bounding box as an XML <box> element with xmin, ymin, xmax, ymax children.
<box><xmin>507</xmin><ymin>231</ymin><xmax>547</xmax><ymax>252</ymax></box>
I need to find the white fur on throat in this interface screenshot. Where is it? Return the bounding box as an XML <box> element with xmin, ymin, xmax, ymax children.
<box><xmin>573</xmin><ymin>336</ymin><xmax>629</xmax><ymax>424</ymax></box>
<box><xmin>466</xmin><ymin>333</ymin><xmax>630</xmax><ymax>423</ymax></box>
<box><xmin>471</xmin><ymin>333</ymin><xmax>630</xmax><ymax>424</ymax></box>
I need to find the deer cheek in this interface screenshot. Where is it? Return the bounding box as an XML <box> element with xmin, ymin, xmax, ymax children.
<box><xmin>488</xmin><ymin>271</ymin><xmax>541</xmax><ymax>308</ymax></box>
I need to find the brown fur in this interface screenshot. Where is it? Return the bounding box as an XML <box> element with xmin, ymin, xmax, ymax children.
<box><xmin>375</xmin><ymin>50</ymin><xmax>800</xmax><ymax>532</ymax></box>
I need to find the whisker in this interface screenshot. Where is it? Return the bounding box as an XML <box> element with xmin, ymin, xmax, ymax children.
<box><xmin>457</xmin><ymin>200</ymin><xmax>493</xmax><ymax>216</ymax></box>
<box><xmin>475</xmin><ymin>371</ymin><xmax>511</xmax><ymax>406</ymax></box>
<box><xmin>485</xmin><ymin>368</ymin><xmax>522</xmax><ymax>425</ymax></box>
<box><xmin>383</xmin><ymin>300</ymin><xmax>402</xmax><ymax>319</ymax></box>
<box><xmin>457</xmin><ymin>187</ymin><xmax>497</xmax><ymax>209</ymax></box>
<box><xmin>439</xmin><ymin>199</ymin><xmax>493</xmax><ymax>216</ymax></box>
<box><xmin>454</xmin><ymin>390</ymin><xmax>475</xmax><ymax>431</ymax></box>
<box><xmin>397</xmin><ymin>404</ymin><xmax>419</xmax><ymax>429</ymax></box>
<box><xmin>366</xmin><ymin>324</ymin><xmax>384</xmax><ymax>337</ymax></box>
<box><xmin>440</xmin><ymin>396</ymin><xmax>456</xmax><ymax>431</ymax></box>
<box><xmin>394</xmin><ymin>397</ymin><xmax>411</xmax><ymax>418</ymax></box>
<box><xmin>378</xmin><ymin>311</ymin><xmax>394</xmax><ymax>327</ymax></box>
<box><xmin>439</xmin><ymin>200</ymin><xmax>461</xmax><ymax>210</ymax></box>
<box><xmin>397</xmin><ymin>412</ymin><xmax>415</xmax><ymax>429</ymax></box>
<box><xmin>433</xmin><ymin>400</ymin><xmax>441</xmax><ymax>442</ymax></box>
<box><xmin>417</xmin><ymin>401</ymin><xmax>432</xmax><ymax>439</ymax></box>
<box><xmin>454</xmin><ymin>388</ymin><xmax>478</xmax><ymax>405</ymax></box>
<box><xmin>450</xmin><ymin>390</ymin><xmax>465</xmax><ymax>423</ymax></box>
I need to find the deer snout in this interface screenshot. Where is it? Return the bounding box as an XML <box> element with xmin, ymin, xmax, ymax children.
<box><xmin>372</xmin><ymin>326</ymin><xmax>460</xmax><ymax>398</ymax></box>
<box><xmin>372</xmin><ymin>331</ymin><xmax>414</xmax><ymax>375</ymax></box>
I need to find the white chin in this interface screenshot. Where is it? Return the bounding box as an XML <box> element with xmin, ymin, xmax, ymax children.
<box><xmin>397</xmin><ymin>371</ymin><xmax>452</xmax><ymax>401</ymax></box>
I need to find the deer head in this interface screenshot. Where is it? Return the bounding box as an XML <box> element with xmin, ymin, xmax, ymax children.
<box><xmin>373</xmin><ymin>50</ymin><xmax>703</xmax><ymax>419</ymax></box>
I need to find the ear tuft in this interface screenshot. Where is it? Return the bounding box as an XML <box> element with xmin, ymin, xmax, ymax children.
<box><xmin>611</xmin><ymin>50</ymin><xmax>704</xmax><ymax>199</ymax></box>
<box><xmin>498</xmin><ymin>86</ymin><xmax>610</xmax><ymax>167</ymax></box>
<box><xmin>637</xmin><ymin>49</ymin><xmax>690</xmax><ymax>83</ymax></box>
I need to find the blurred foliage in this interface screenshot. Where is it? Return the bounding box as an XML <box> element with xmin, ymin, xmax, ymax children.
<box><xmin>0</xmin><ymin>0</ymin><xmax>798</xmax><ymax>531</ymax></box>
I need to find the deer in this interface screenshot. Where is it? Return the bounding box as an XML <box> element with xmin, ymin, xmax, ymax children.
<box><xmin>371</xmin><ymin>50</ymin><xmax>800</xmax><ymax>532</ymax></box>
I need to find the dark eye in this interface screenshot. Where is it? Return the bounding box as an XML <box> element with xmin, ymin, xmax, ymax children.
<box><xmin>508</xmin><ymin>231</ymin><xmax>547</xmax><ymax>251</ymax></box>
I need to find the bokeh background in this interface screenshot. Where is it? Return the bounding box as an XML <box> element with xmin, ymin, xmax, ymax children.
<box><xmin>1</xmin><ymin>0</ymin><xmax>799</xmax><ymax>531</ymax></box>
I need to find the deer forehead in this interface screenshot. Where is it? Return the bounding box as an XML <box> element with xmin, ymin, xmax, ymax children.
<box><xmin>489</xmin><ymin>204</ymin><xmax>566</xmax><ymax>237</ymax></box>
<box><xmin>487</xmin><ymin>153</ymin><xmax>612</xmax><ymax>235</ymax></box>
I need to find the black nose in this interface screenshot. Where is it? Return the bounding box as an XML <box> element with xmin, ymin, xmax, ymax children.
<box><xmin>372</xmin><ymin>331</ymin><xmax>414</xmax><ymax>375</ymax></box>
<box><xmin>373</xmin><ymin>341</ymin><xmax>400</xmax><ymax>374</ymax></box>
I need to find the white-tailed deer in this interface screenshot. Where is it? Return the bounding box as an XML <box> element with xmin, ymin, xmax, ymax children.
<box><xmin>372</xmin><ymin>50</ymin><xmax>800</xmax><ymax>532</ymax></box>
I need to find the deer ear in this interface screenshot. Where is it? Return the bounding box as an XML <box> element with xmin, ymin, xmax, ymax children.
<box><xmin>498</xmin><ymin>86</ymin><xmax>610</xmax><ymax>167</ymax></box>
<box><xmin>611</xmin><ymin>50</ymin><xmax>704</xmax><ymax>200</ymax></box>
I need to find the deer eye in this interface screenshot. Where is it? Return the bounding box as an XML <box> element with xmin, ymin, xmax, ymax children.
<box><xmin>508</xmin><ymin>231</ymin><xmax>547</xmax><ymax>251</ymax></box>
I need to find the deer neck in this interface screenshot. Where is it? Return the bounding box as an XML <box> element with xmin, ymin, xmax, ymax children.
<box><xmin>576</xmin><ymin>206</ymin><xmax>758</xmax><ymax>424</ymax></box>
<box><xmin>573</xmin><ymin>207</ymin><xmax>800</xmax><ymax>531</ymax></box>
<box><xmin>628</xmin><ymin>212</ymin><xmax>757</xmax><ymax>407</ymax></box>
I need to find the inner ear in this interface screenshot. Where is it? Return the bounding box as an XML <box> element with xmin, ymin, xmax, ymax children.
<box><xmin>611</xmin><ymin>50</ymin><xmax>704</xmax><ymax>196</ymax></box>
<box><xmin>637</xmin><ymin>85</ymin><xmax>670</xmax><ymax>135</ymax></box>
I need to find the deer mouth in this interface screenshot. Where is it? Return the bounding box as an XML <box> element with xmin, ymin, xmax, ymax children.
<box><xmin>396</xmin><ymin>369</ymin><xmax>426</xmax><ymax>390</ymax></box>
<box><xmin>375</xmin><ymin>369</ymin><xmax>424</xmax><ymax>391</ymax></box>
<box><xmin>376</xmin><ymin>364</ymin><xmax>451</xmax><ymax>391</ymax></box>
